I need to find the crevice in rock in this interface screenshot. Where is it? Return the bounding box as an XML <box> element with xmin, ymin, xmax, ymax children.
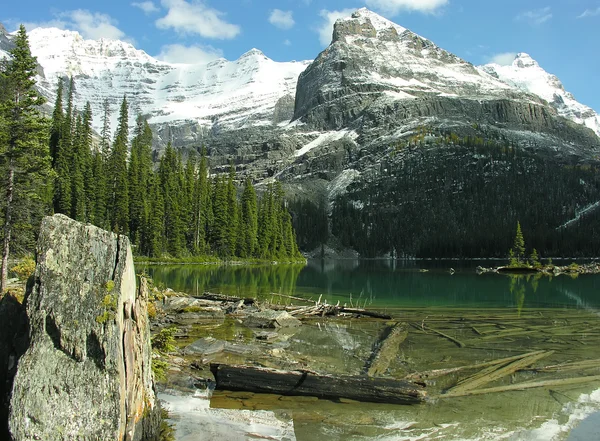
<box><xmin>111</xmin><ymin>235</ymin><xmax>122</xmax><ymax>282</ymax></box>
<box><xmin>45</xmin><ymin>314</ymin><xmax>82</xmax><ymax>362</ymax></box>
<box><xmin>86</xmin><ymin>332</ymin><xmax>105</xmax><ymax>370</ymax></box>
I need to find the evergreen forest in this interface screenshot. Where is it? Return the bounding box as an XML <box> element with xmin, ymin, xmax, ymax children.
<box><xmin>0</xmin><ymin>27</ymin><xmax>302</xmax><ymax>292</ymax></box>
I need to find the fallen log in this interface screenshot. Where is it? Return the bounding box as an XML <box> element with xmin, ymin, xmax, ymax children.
<box><xmin>210</xmin><ymin>363</ymin><xmax>426</xmax><ymax>405</ymax></box>
<box><xmin>340</xmin><ymin>307</ymin><xmax>392</xmax><ymax>319</ymax></box>
<box><xmin>197</xmin><ymin>292</ymin><xmax>255</xmax><ymax>305</ymax></box>
<box><xmin>365</xmin><ymin>322</ymin><xmax>408</xmax><ymax>377</ymax></box>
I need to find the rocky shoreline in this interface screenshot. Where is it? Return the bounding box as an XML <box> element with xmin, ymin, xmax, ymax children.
<box><xmin>477</xmin><ymin>262</ymin><xmax>600</xmax><ymax>276</ymax></box>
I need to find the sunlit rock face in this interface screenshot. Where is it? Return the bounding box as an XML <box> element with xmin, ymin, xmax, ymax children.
<box><xmin>7</xmin><ymin>214</ymin><xmax>160</xmax><ymax>441</ymax></box>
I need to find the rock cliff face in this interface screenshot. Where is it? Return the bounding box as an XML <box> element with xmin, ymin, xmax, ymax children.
<box><xmin>4</xmin><ymin>214</ymin><xmax>159</xmax><ymax>441</ymax></box>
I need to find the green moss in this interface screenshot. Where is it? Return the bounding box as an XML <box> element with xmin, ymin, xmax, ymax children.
<box><xmin>180</xmin><ymin>305</ymin><xmax>205</xmax><ymax>313</ymax></box>
<box><xmin>95</xmin><ymin>310</ymin><xmax>113</xmax><ymax>324</ymax></box>
<box><xmin>105</xmin><ymin>280</ymin><xmax>115</xmax><ymax>292</ymax></box>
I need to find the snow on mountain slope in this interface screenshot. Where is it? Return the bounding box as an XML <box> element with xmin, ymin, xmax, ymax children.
<box><xmin>25</xmin><ymin>27</ymin><xmax>310</xmax><ymax>132</ymax></box>
<box><xmin>481</xmin><ymin>53</ymin><xmax>600</xmax><ymax>136</ymax></box>
<box><xmin>330</xmin><ymin>8</ymin><xmax>515</xmax><ymax>99</ymax></box>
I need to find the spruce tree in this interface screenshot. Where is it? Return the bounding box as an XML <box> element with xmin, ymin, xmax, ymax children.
<box><xmin>108</xmin><ymin>96</ymin><xmax>130</xmax><ymax>233</ymax></box>
<box><xmin>159</xmin><ymin>143</ymin><xmax>185</xmax><ymax>256</ymax></box>
<box><xmin>49</xmin><ymin>78</ymin><xmax>63</xmax><ymax>165</ymax></box>
<box><xmin>225</xmin><ymin>163</ymin><xmax>238</xmax><ymax>257</ymax></box>
<box><xmin>71</xmin><ymin>113</ymin><xmax>86</xmax><ymax>221</ymax></box>
<box><xmin>192</xmin><ymin>150</ymin><xmax>209</xmax><ymax>254</ymax></box>
<box><xmin>81</xmin><ymin>102</ymin><xmax>94</xmax><ymax>222</ymax></box>
<box><xmin>238</xmin><ymin>178</ymin><xmax>258</xmax><ymax>257</ymax></box>
<box><xmin>513</xmin><ymin>221</ymin><xmax>525</xmax><ymax>264</ymax></box>
<box><xmin>53</xmin><ymin>78</ymin><xmax>75</xmax><ymax>215</ymax></box>
<box><xmin>0</xmin><ymin>25</ymin><xmax>52</xmax><ymax>292</ymax></box>
<box><xmin>128</xmin><ymin>117</ymin><xmax>154</xmax><ymax>248</ymax></box>
<box><xmin>210</xmin><ymin>175</ymin><xmax>229</xmax><ymax>256</ymax></box>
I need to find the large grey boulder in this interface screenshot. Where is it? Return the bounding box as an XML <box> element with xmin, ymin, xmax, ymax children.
<box><xmin>7</xmin><ymin>214</ymin><xmax>160</xmax><ymax>441</ymax></box>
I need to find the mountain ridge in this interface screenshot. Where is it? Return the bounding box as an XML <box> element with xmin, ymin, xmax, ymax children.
<box><xmin>0</xmin><ymin>11</ymin><xmax>598</xmax><ymax>138</ymax></box>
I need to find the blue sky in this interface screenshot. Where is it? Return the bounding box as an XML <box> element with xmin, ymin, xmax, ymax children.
<box><xmin>3</xmin><ymin>0</ymin><xmax>600</xmax><ymax>112</ymax></box>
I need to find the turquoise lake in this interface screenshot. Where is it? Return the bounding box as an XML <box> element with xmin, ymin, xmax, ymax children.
<box><xmin>144</xmin><ymin>260</ymin><xmax>600</xmax><ymax>441</ymax></box>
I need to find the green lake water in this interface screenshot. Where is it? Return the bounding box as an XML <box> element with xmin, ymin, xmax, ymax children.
<box><xmin>145</xmin><ymin>260</ymin><xmax>600</xmax><ymax>441</ymax></box>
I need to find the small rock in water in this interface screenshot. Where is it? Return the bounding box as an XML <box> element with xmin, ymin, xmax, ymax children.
<box><xmin>243</xmin><ymin>310</ymin><xmax>302</xmax><ymax>328</ymax></box>
<box><xmin>184</xmin><ymin>337</ymin><xmax>226</xmax><ymax>356</ymax></box>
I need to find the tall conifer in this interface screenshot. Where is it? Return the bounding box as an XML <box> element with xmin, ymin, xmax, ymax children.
<box><xmin>0</xmin><ymin>25</ymin><xmax>52</xmax><ymax>291</ymax></box>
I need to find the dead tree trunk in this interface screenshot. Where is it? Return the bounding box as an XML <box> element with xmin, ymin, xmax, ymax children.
<box><xmin>210</xmin><ymin>363</ymin><xmax>426</xmax><ymax>405</ymax></box>
<box><xmin>365</xmin><ymin>322</ymin><xmax>408</xmax><ymax>377</ymax></box>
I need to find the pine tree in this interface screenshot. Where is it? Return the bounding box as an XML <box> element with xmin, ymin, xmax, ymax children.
<box><xmin>81</xmin><ymin>102</ymin><xmax>94</xmax><ymax>222</ymax></box>
<box><xmin>0</xmin><ymin>25</ymin><xmax>52</xmax><ymax>292</ymax></box>
<box><xmin>513</xmin><ymin>221</ymin><xmax>525</xmax><ymax>264</ymax></box>
<box><xmin>129</xmin><ymin>116</ymin><xmax>154</xmax><ymax>248</ymax></box>
<box><xmin>145</xmin><ymin>173</ymin><xmax>165</xmax><ymax>257</ymax></box>
<box><xmin>49</xmin><ymin>78</ymin><xmax>63</xmax><ymax>165</ymax></box>
<box><xmin>192</xmin><ymin>150</ymin><xmax>209</xmax><ymax>254</ymax></box>
<box><xmin>108</xmin><ymin>96</ymin><xmax>129</xmax><ymax>233</ymax></box>
<box><xmin>210</xmin><ymin>175</ymin><xmax>229</xmax><ymax>256</ymax></box>
<box><xmin>71</xmin><ymin>113</ymin><xmax>86</xmax><ymax>221</ymax></box>
<box><xmin>159</xmin><ymin>143</ymin><xmax>185</xmax><ymax>256</ymax></box>
<box><xmin>100</xmin><ymin>98</ymin><xmax>111</xmax><ymax>158</ymax></box>
<box><xmin>225</xmin><ymin>163</ymin><xmax>238</xmax><ymax>257</ymax></box>
<box><xmin>238</xmin><ymin>178</ymin><xmax>258</xmax><ymax>257</ymax></box>
<box><xmin>53</xmin><ymin>77</ymin><xmax>75</xmax><ymax>214</ymax></box>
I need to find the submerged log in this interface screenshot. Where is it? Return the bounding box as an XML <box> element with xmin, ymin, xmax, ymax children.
<box><xmin>441</xmin><ymin>375</ymin><xmax>600</xmax><ymax>398</ymax></box>
<box><xmin>445</xmin><ymin>351</ymin><xmax>553</xmax><ymax>396</ymax></box>
<box><xmin>210</xmin><ymin>363</ymin><xmax>426</xmax><ymax>405</ymax></box>
<box><xmin>405</xmin><ymin>350</ymin><xmax>548</xmax><ymax>382</ymax></box>
<box><xmin>365</xmin><ymin>322</ymin><xmax>408</xmax><ymax>377</ymax></box>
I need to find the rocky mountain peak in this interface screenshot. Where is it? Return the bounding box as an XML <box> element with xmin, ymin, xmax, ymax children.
<box><xmin>513</xmin><ymin>52</ymin><xmax>540</xmax><ymax>69</ymax></box>
<box><xmin>480</xmin><ymin>53</ymin><xmax>600</xmax><ymax>135</ymax></box>
<box><xmin>332</xmin><ymin>8</ymin><xmax>407</xmax><ymax>43</ymax></box>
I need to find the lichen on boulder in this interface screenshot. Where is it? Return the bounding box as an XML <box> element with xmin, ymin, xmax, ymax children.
<box><xmin>6</xmin><ymin>214</ymin><xmax>160</xmax><ymax>441</ymax></box>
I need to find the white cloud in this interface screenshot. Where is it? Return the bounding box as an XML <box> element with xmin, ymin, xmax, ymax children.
<box><xmin>269</xmin><ymin>9</ymin><xmax>295</xmax><ymax>30</ymax></box>
<box><xmin>577</xmin><ymin>7</ymin><xmax>600</xmax><ymax>18</ymax></box>
<box><xmin>516</xmin><ymin>7</ymin><xmax>553</xmax><ymax>25</ymax></box>
<box><xmin>317</xmin><ymin>9</ymin><xmax>355</xmax><ymax>46</ymax></box>
<box><xmin>283</xmin><ymin>39</ymin><xmax>292</xmax><ymax>46</ymax></box>
<box><xmin>11</xmin><ymin>10</ymin><xmax>134</xmax><ymax>43</ymax></box>
<box><xmin>156</xmin><ymin>0</ymin><xmax>240</xmax><ymax>40</ymax></box>
<box><xmin>132</xmin><ymin>1</ymin><xmax>160</xmax><ymax>14</ymax></box>
<box><xmin>488</xmin><ymin>52</ymin><xmax>517</xmax><ymax>66</ymax></box>
<box><xmin>156</xmin><ymin>43</ymin><xmax>222</xmax><ymax>63</ymax></box>
<box><xmin>61</xmin><ymin>10</ymin><xmax>131</xmax><ymax>41</ymax></box>
<box><xmin>15</xmin><ymin>19</ymin><xmax>68</xmax><ymax>33</ymax></box>
<box><xmin>365</xmin><ymin>0</ymin><xmax>448</xmax><ymax>15</ymax></box>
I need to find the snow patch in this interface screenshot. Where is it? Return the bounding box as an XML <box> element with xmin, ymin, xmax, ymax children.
<box><xmin>328</xmin><ymin>169</ymin><xmax>361</xmax><ymax>199</ymax></box>
<box><xmin>295</xmin><ymin>130</ymin><xmax>357</xmax><ymax>157</ymax></box>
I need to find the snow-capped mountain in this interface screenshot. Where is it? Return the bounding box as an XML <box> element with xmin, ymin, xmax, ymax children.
<box><xmin>0</xmin><ymin>9</ymin><xmax>597</xmax><ymax>141</ymax></box>
<box><xmin>21</xmin><ymin>27</ymin><xmax>310</xmax><ymax>133</ymax></box>
<box><xmin>481</xmin><ymin>53</ymin><xmax>600</xmax><ymax>136</ymax></box>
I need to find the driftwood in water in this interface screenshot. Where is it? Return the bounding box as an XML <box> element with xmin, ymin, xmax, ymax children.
<box><xmin>198</xmin><ymin>292</ymin><xmax>255</xmax><ymax>305</ymax></box>
<box><xmin>210</xmin><ymin>363</ymin><xmax>426</xmax><ymax>405</ymax></box>
<box><xmin>365</xmin><ymin>322</ymin><xmax>408</xmax><ymax>377</ymax></box>
<box><xmin>441</xmin><ymin>375</ymin><xmax>600</xmax><ymax>398</ymax></box>
<box><xmin>405</xmin><ymin>350</ymin><xmax>548</xmax><ymax>382</ymax></box>
<box><xmin>411</xmin><ymin>323</ymin><xmax>465</xmax><ymax>348</ymax></box>
<box><xmin>535</xmin><ymin>358</ymin><xmax>600</xmax><ymax>373</ymax></box>
<box><xmin>280</xmin><ymin>304</ymin><xmax>392</xmax><ymax>320</ymax></box>
<box><xmin>445</xmin><ymin>351</ymin><xmax>553</xmax><ymax>396</ymax></box>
